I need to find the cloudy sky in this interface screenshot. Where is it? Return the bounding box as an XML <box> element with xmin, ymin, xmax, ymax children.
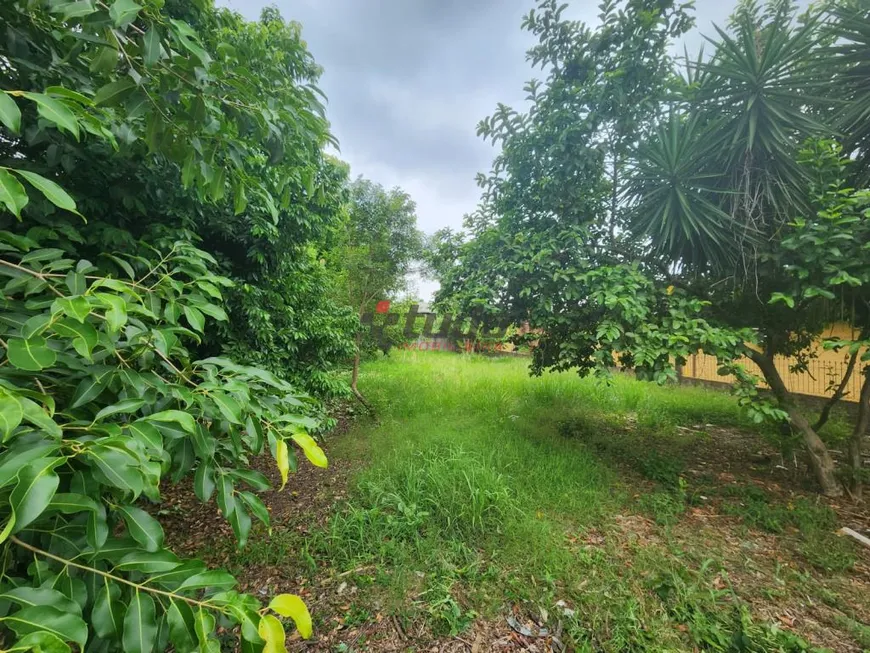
<box><xmin>217</xmin><ymin>0</ymin><xmax>766</xmax><ymax>298</ymax></box>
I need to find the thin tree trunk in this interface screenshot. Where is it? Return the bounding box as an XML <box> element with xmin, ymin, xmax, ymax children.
<box><xmin>748</xmin><ymin>350</ymin><xmax>843</xmax><ymax>497</ymax></box>
<box><xmin>849</xmin><ymin>369</ymin><xmax>870</xmax><ymax>499</ymax></box>
<box><xmin>814</xmin><ymin>349</ymin><xmax>859</xmax><ymax>432</ymax></box>
<box><xmin>609</xmin><ymin>153</ymin><xmax>618</xmax><ymax>246</ymax></box>
<box><xmin>350</xmin><ymin>329</ymin><xmax>371</xmax><ymax>410</ymax></box>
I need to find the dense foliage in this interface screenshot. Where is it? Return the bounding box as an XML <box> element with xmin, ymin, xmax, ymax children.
<box><xmin>436</xmin><ymin>0</ymin><xmax>870</xmax><ymax>497</ymax></box>
<box><xmin>331</xmin><ymin>178</ymin><xmax>422</xmax><ymax>403</ymax></box>
<box><xmin>0</xmin><ymin>0</ymin><xmax>342</xmax><ymax>650</ymax></box>
<box><xmin>1</xmin><ymin>0</ymin><xmax>357</xmax><ymax>399</ymax></box>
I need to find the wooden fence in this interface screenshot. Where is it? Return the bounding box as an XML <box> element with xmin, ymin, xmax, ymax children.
<box><xmin>681</xmin><ymin>351</ymin><xmax>866</xmax><ymax>402</ymax></box>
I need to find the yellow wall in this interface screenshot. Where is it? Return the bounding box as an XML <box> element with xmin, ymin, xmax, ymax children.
<box><xmin>682</xmin><ymin>323</ymin><xmax>866</xmax><ymax>401</ymax></box>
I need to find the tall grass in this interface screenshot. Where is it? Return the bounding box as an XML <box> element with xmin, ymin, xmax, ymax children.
<box><xmin>303</xmin><ymin>351</ymin><xmax>839</xmax><ymax>649</ymax></box>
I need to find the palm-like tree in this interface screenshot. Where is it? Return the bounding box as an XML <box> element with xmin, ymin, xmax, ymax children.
<box><xmin>631</xmin><ymin>0</ymin><xmax>829</xmax><ymax>278</ymax></box>
<box><xmin>831</xmin><ymin>0</ymin><xmax>870</xmax><ymax>183</ymax></box>
<box><xmin>627</xmin><ymin>0</ymin><xmax>866</xmax><ymax>496</ymax></box>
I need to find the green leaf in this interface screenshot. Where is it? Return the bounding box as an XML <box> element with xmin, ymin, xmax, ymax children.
<box><xmin>22</xmin><ymin>93</ymin><xmax>80</xmax><ymax>140</ymax></box>
<box><xmin>53</xmin><ymin>296</ymin><xmax>91</xmax><ymax>323</ymax></box>
<box><xmin>115</xmin><ymin>551</ymin><xmax>180</xmax><ymax>573</ymax></box>
<box><xmin>169</xmin><ymin>19</ymin><xmax>211</xmax><ymax>66</ymax></box>
<box><xmin>92</xmin><ymin>582</ymin><xmax>123</xmax><ymax>639</ymax></box>
<box><xmin>291</xmin><ymin>432</ymin><xmax>328</xmax><ymax>469</ymax></box>
<box><xmin>52</xmin><ymin>318</ymin><xmax>98</xmax><ymax>359</ymax></box>
<box><xmin>45</xmin><ymin>86</ymin><xmax>93</xmax><ymax>106</ymax></box>
<box><xmin>3</xmin><ymin>606</ymin><xmax>87</xmax><ymax>649</ymax></box>
<box><xmin>229</xmin><ymin>469</ymin><xmax>270</xmax><ymax>491</ymax></box>
<box><xmin>193</xmin><ymin>461</ymin><xmax>215</xmax><ymax>502</ymax></box>
<box><xmin>769</xmin><ymin>292</ymin><xmax>795</xmax><ymax>308</ymax></box>
<box><xmin>96</xmin><ymin>293</ymin><xmax>127</xmax><ymax>331</ymax></box>
<box><xmin>0</xmin><ymin>93</ymin><xmax>22</xmax><ymax>134</ymax></box>
<box><xmin>87</xmin><ymin>504</ymin><xmax>109</xmax><ymax>549</ymax></box>
<box><xmin>216</xmin><ymin>475</ymin><xmax>235</xmax><ymax>518</ymax></box>
<box><xmin>170</xmin><ymin>440</ymin><xmax>195</xmax><ymax>484</ymax></box>
<box><xmin>178</xmin><ymin>570</ymin><xmax>237</xmax><ymax>592</ymax></box>
<box><xmin>93</xmin><ymin>398</ymin><xmax>146</xmax><ymax>422</ymax></box>
<box><xmin>191</xmin><ymin>424</ymin><xmax>215</xmax><ymax>459</ymax></box>
<box><xmin>195</xmin><ymin>608</ymin><xmax>217</xmax><ymax>651</ymax></box>
<box><xmin>146</xmin><ymin>410</ymin><xmax>197</xmax><ymax>434</ymax></box>
<box><xmin>86</xmin><ymin>445</ymin><xmax>144</xmax><ymax>496</ymax></box>
<box><xmin>143</xmin><ymin>26</ymin><xmax>162</xmax><ymax>67</ymax></box>
<box><xmin>117</xmin><ymin>505</ymin><xmax>164</xmax><ymax>552</ymax></box>
<box><xmin>258</xmin><ymin>614</ymin><xmax>286</xmax><ymax>653</ymax></box>
<box><xmin>183</xmin><ymin>305</ymin><xmax>204</xmax><ymax>332</ymax></box>
<box><xmin>0</xmin><ymin>393</ymin><xmax>23</xmax><ymax>441</ymax></box>
<box><xmin>122</xmin><ymin>591</ymin><xmax>157</xmax><ymax>653</ymax></box>
<box><xmin>269</xmin><ymin>594</ymin><xmax>312</xmax><ymax>639</ymax></box>
<box><xmin>93</xmin><ymin>78</ymin><xmax>137</xmax><ymax>107</ymax></box>
<box><xmin>22</xmin><ymin>314</ymin><xmax>51</xmax><ymax>340</ymax></box>
<box><xmin>195</xmin><ymin>303</ymin><xmax>228</xmax><ymax>322</ymax></box>
<box><xmin>90</xmin><ymin>46</ymin><xmax>119</xmax><ymax>74</ymax></box>
<box><xmin>0</xmin><ymin>444</ymin><xmax>59</xmax><ymax>490</ymax></box>
<box><xmin>127</xmin><ymin>421</ymin><xmax>163</xmax><ymax>454</ymax></box>
<box><xmin>0</xmin><ymin>169</ymin><xmax>29</xmax><ymax>218</ymax></box>
<box><xmin>0</xmin><ymin>587</ymin><xmax>81</xmax><ymax>616</ymax></box>
<box><xmin>49</xmin><ymin>0</ymin><xmax>97</xmax><ymax>20</ymax></box>
<box><xmin>167</xmin><ymin>600</ymin><xmax>196</xmax><ymax>652</ymax></box>
<box><xmin>210</xmin><ymin>391</ymin><xmax>242</xmax><ymax>424</ymax></box>
<box><xmin>234</xmin><ymin>184</ymin><xmax>247</xmax><ymax>215</ymax></box>
<box><xmin>7</xmin><ymin>336</ymin><xmax>56</xmax><ymax>371</ymax></box>
<box><xmin>101</xmin><ymin>254</ymin><xmax>136</xmax><ymax>280</ymax></box>
<box><xmin>14</xmin><ymin>632</ymin><xmax>70</xmax><ymax>653</ymax></box>
<box><xmin>9</xmin><ymin>458</ymin><xmax>62</xmax><ymax>534</ymax></box>
<box><xmin>228</xmin><ymin>502</ymin><xmax>251</xmax><ymax>547</ymax></box>
<box><xmin>15</xmin><ymin>171</ymin><xmax>78</xmax><ymax>214</ymax></box>
<box><xmin>70</xmin><ymin>376</ymin><xmax>107</xmax><ymax>409</ymax></box>
<box><xmin>239</xmin><ymin>491</ymin><xmax>270</xmax><ymax>527</ymax></box>
<box><xmin>20</xmin><ymin>398</ymin><xmax>62</xmax><ymax>439</ymax></box>
<box><xmin>109</xmin><ymin>0</ymin><xmax>143</xmax><ymax>26</ymax></box>
<box><xmin>48</xmin><ymin>492</ymin><xmax>99</xmax><ymax>515</ymax></box>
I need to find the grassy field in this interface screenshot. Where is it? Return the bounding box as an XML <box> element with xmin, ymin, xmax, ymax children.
<box><xmin>193</xmin><ymin>351</ymin><xmax>869</xmax><ymax>652</ymax></box>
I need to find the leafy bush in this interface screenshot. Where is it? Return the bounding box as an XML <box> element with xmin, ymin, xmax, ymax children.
<box><xmin>1</xmin><ymin>0</ymin><xmax>357</xmax><ymax>400</ymax></box>
<box><xmin>0</xmin><ymin>233</ymin><xmax>327</xmax><ymax>650</ymax></box>
<box><xmin>0</xmin><ymin>0</ymin><xmax>345</xmax><ymax>650</ymax></box>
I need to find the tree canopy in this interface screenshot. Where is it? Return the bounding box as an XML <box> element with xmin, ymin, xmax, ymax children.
<box><xmin>0</xmin><ymin>0</ymin><xmax>355</xmax><ymax>650</ymax></box>
<box><xmin>437</xmin><ymin>0</ymin><xmax>870</xmax><ymax>498</ymax></box>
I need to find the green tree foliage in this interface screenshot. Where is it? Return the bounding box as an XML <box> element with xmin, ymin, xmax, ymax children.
<box><xmin>333</xmin><ymin>178</ymin><xmax>422</xmax><ymax>403</ymax></box>
<box><xmin>831</xmin><ymin>0</ymin><xmax>870</xmax><ymax>184</ymax></box>
<box><xmin>0</xmin><ymin>0</ymin><xmax>339</xmax><ymax>649</ymax></box>
<box><xmin>1</xmin><ymin>0</ymin><xmax>357</xmax><ymax>399</ymax></box>
<box><xmin>438</xmin><ymin>0</ymin><xmax>870</xmax><ymax>496</ymax></box>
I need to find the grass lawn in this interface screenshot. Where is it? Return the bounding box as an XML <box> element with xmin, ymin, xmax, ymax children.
<box><xmin>173</xmin><ymin>351</ymin><xmax>869</xmax><ymax>652</ymax></box>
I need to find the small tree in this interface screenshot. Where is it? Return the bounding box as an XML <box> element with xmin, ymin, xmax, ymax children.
<box><xmin>439</xmin><ymin>0</ymin><xmax>870</xmax><ymax>496</ymax></box>
<box><xmin>336</xmin><ymin>178</ymin><xmax>422</xmax><ymax>405</ymax></box>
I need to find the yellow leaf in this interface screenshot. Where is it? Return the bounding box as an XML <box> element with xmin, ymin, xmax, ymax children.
<box><xmin>0</xmin><ymin>514</ymin><xmax>15</xmax><ymax>544</ymax></box>
<box><xmin>276</xmin><ymin>439</ymin><xmax>289</xmax><ymax>490</ymax></box>
<box><xmin>258</xmin><ymin>614</ymin><xmax>286</xmax><ymax>653</ymax></box>
<box><xmin>269</xmin><ymin>594</ymin><xmax>312</xmax><ymax>640</ymax></box>
<box><xmin>291</xmin><ymin>432</ymin><xmax>328</xmax><ymax>469</ymax></box>
<box><xmin>666</xmin><ymin>285</ymin><xmax>675</xmax><ymax>296</ymax></box>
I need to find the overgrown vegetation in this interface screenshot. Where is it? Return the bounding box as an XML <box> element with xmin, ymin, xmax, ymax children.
<box><xmin>203</xmin><ymin>353</ymin><xmax>869</xmax><ymax>651</ymax></box>
<box><xmin>0</xmin><ymin>1</ymin><xmax>366</xmax><ymax>650</ymax></box>
<box><xmin>433</xmin><ymin>0</ymin><xmax>870</xmax><ymax>498</ymax></box>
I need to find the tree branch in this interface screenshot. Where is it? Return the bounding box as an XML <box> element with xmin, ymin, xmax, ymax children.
<box><xmin>11</xmin><ymin>536</ymin><xmax>223</xmax><ymax>612</ymax></box>
<box><xmin>814</xmin><ymin>348</ymin><xmax>859</xmax><ymax>432</ymax></box>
